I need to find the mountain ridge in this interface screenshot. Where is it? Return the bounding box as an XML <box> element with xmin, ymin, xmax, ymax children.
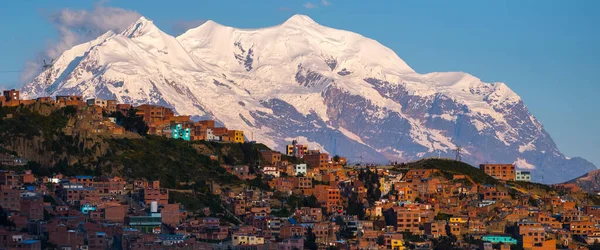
<box><xmin>20</xmin><ymin>14</ymin><xmax>596</xmax><ymax>183</ymax></box>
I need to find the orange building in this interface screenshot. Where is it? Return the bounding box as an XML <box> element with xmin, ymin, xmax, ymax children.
<box><xmin>135</xmin><ymin>104</ymin><xmax>174</xmax><ymax>124</ymax></box>
<box><xmin>116</xmin><ymin>104</ymin><xmax>132</xmax><ymax>114</ymax></box>
<box><xmin>198</xmin><ymin>120</ymin><xmax>216</xmax><ymax>129</ymax></box>
<box><xmin>1</xmin><ymin>89</ymin><xmax>20</xmax><ymax>107</ymax></box>
<box><xmin>313</xmin><ymin>184</ymin><xmax>341</xmax><ymax>212</ymax></box>
<box><xmin>141</xmin><ymin>188</ymin><xmax>169</xmax><ymax>205</ymax></box>
<box><xmin>565</xmin><ymin>221</ymin><xmax>595</xmax><ymax>236</ymax></box>
<box><xmin>384</xmin><ymin>207</ymin><xmax>422</xmax><ymax>234</ymax></box>
<box><xmin>294</xmin><ymin>177</ymin><xmax>313</xmax><ymax>190</ymax></box>
<box><xmin>516</xmin><ymin>222</ymin><xmax>553</xmax><ymax>250</ymax></box>
<box><xmin>260</xmin><ymin>150</ymin><xmax>281</xmax><ymax>165</ymax></box>
<box><xmin>479</xmin><ymin>164</ymin><xmax>516</xmax><ymax>181</ymax></box>
<box><xmin>56</xmin><ymin>95</ymin><xmax>85</xmax><ymax>106</ymax></box>
<box><xmin>304</xmin><ymin>153</ymin><xmax>329</xmax><ymax>170</ymax></box>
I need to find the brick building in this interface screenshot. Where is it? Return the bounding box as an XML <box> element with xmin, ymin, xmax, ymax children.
<box><xmin>135</xmin><ymin>104</ymin><xmax>175</xmax><ymax>124</ymax></box>
<box><xmin>0</xmin><ymin>187</ymin><xmax>21</xmax><ymax>211</ymax></box>
<box><xmin>304</xmin><ymin>153</ymin><xmax>329</xmax><ymax>170</ymax></box>
<box><xmin>479</xmin><ymin>164</ymin><xmax>516</xmax><ymax>181</ymax></box>
<box><xmin>384</xmin><ymin>207</ymin><xmax>422</xmax><ymax>234</ymax></box>
<box><xmin>141</xmin><ymin>188</ymin><xmax>168</xmax><ymax>205</ymax></box>
<box><xmin>260</xmin><ymin>150</ymin><xmax>281</xmax><ymax>165</ymax></box>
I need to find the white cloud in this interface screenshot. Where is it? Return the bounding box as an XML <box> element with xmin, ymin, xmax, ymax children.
<box><xmin>514</xmin><ymin>158</ymin><xmax>536</xmax><ymax>170</ymax></box>
<box><xmin>322</xmin><ymin>0</ymin><xmax>332</xmax><ymax>6</ymax></box>
<box><xmin>304</xmin><ymin>2</ymin><xmax>318</xmax><ymax>9</ymax></box>
<box><xmin>21</xmin><ymin>2</ymin><xmax>140</xmax><ymax>84</ymax></box>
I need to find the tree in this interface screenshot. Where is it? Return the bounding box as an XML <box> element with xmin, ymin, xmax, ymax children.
<box><xmin>0</xmin><ymin>206</ymin><xmax>15</xmax><ymax>229</ymax></box>
<box><xmin>432</xmin><ymin>235</ymin><xmax>459</xmax><ymax>250</ymax></box>
<box><xmin>112</xmin><ymin>108</ymin><xmax>148</xmax><ymax>135</ymax></box>
<box><xmin>346</xmin><ymin>192</ymin><xmax>365</xmax><ymax>219</ymax></box>
<box><xmin>305</xmin><ymin>227</ymin><xmax>318</xmax><ymax>250</ymax></box>
<box><xmin>333</xmin><ymin>155</ymin><xmax>340</xmax><ymax>163</ymax></box>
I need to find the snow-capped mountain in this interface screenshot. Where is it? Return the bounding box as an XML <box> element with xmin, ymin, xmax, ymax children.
<box><xmin>21</xmin><ymin>15</ymin><xmax>596</xmax><ymax>184</ymax></box>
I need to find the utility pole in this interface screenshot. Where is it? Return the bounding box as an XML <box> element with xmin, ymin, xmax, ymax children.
<box><xmin>42</xmin><ymin>59</ymin><xmax>55</xmax><ymax>86</ymax></box>
<box><xmin>454</xmin><ymin>146</ymin><xmax>462</xmax><ymax>162</ymax></box>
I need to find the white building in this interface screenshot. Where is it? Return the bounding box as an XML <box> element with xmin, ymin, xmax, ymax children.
<box><xmin>515</xmin><ymin>170</ymin><xmax>531</xmax><ymax>182</ymax></box>
<box><xmin>206</xmin><ymin>128</ymin><xmax>217</xmax><ymax>141</ymax></box>
<box><xmin>262</xmin><ymin>166</ymin><xmax>280</xmax><ymax>178</ymax></box>
<box><xmin>86</xmin><ymin>98</ymin><xmax>107</xmax><ymax>108</ymax></box>
<box><xmin>294</xmin><ymin>164</ymin><xmax>307</xmax><ymax>176</ymax></box>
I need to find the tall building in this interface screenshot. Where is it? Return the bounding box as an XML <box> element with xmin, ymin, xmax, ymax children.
<box><xmin>135</xmin><ymin>105</ymin><xmax>174</xmax><ymax>124</ymax></box>
<box><xmin>479</xmin><ymin>164</ymin><xmax>516</xmax><ymax>181</ymax></box>
<box><xmin>286</xmin><ymin>140</ymin><xmax>308</xmax><ymax>158</ymax></box>
<box><xmin>304</xmin><ymin>153</ymin><xmax>329</xmax><ymax>170</ymax></box>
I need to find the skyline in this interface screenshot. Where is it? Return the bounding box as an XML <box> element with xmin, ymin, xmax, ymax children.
<box><xmin>0</xmin><ymin>0</ymin><xmax>598</xmax><ymax>169</ymax></box>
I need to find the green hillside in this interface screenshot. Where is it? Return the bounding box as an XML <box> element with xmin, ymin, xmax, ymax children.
<box><xmin>0</xmin><ymin>104</ymin><xmax>268</xmax><ymax>189</ymax></box>
<box><xmin>401</xmin><ymin>158</ymin><xmax>500</xmax><ymax>185</ymax></box>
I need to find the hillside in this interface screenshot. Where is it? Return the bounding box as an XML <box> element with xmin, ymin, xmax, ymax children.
<box><xmin>566</xmin><ymin>169</ymin><xmax>600</xmax><ymax>193</ymax></box>
<box><xmin>0</xmin><ymin>104</ymin><xmax>266</xmax><ymax>189</ymax></box>
<box><xmin>19</xmin><ymin>15</ymin><xmax>596</xmax><ymax>184</ymax></box>
<box><xmin>399</xmin><ymin>158</ymin><xmax>499</xmax><ymax>185</ymax></box>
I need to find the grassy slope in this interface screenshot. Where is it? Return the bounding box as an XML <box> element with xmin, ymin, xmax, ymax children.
<box><xmin>0</xmin><ymin>105</ymin><xmax>267</xmax><ymax>189</ymax></box>
<box><xmin>403</xmin><ymin>158</ymin><xmax>499</xmax><ymax>185</ymax></box>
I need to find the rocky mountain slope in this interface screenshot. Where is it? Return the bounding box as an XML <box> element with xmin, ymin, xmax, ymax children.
<box><xmin>20</xmin><ymin>15</ymin><xmax>596</xmax><ymax>183</ymax></box>
<box><xmin>567</xmin><ymin>170</ymin><xmax>600</xmax><ymax>193</ymax></box>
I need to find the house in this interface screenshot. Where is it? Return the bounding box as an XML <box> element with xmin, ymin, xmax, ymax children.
<box><xmin>515</xmin><ymin>170</ymin><xmax>531</xmax><ymax>182</ymax></box>
<box><xmin>260</xmin><ymin>150</ymin><xmax>281</xmax><ymax>165</ymax></box>
<box><xmin>424</xmin><ymin>221</ymin><xmax>446</xmax><ymax>239</ymax></box>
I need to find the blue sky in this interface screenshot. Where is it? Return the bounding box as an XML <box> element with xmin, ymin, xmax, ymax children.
<box><xmin>1</xmin><ymin>0</ymin><xmax>598</xmax><ymax>167</ymax></box>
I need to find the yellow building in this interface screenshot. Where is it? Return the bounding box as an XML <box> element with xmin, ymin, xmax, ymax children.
<box><xmin>232</xmin><ymin>234</ymin><xmax>265</xmax><ymax>246</ymax></box>
<box><xmin>380</xmin><ymin>177</ymin><xmax>392</xmax><ymax>196</ymax></box>
<box><xmin>227</xmin><ymin>130</ymin><xmax>244</xmax><ymax>143</ymax></box>
<box><xmin>391</xmin><ymin>239</ymin><xmax>406</xmax><ymax>250</ymax></box>
<box><xmin>449</xmin><ymin>217</ymin><xmax>468</xmax><ymax>223</ymax></box>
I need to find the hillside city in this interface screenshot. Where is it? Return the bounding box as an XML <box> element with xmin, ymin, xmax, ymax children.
<box><xmin>1</xmin><ymin>88</ymin><xmax>600</xmax><ymax>250</ymax></box>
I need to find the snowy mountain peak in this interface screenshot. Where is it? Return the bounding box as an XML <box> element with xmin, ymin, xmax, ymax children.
<box><xmin>21</xmin><ymin>14</ymin><xmax>596</xmax><ymax>184</ymax></box>
<box><xmin>283</xmin><ymin>14</ymin><xmax>318</xmax><ymax>26</ymax></box>
<box><xmin>121</xmin><ymin>16</ymin><xmax>159</xmax><ymax>38</ymax></box>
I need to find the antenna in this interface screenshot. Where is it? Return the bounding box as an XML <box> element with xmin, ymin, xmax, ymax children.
<box><xmin>454</xmin><ymin>146</ymin><xmax>462</xmax><ymax>162</ymax></box>
<box><xmin>42</xmin><ymin>58</ymin><xmax>55</xmax><ymax>86</ymax></box>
